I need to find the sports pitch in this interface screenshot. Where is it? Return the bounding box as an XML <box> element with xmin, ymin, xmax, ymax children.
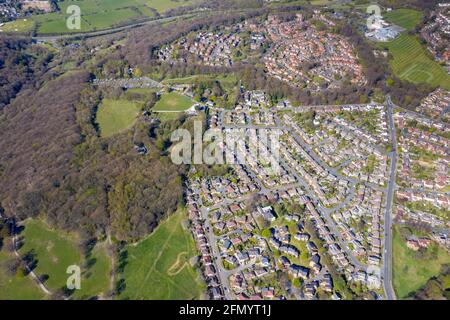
<box><xmin>153</xmin><ymin>92</ymin><xmax>194</xmax><ymax>112</ymax></box>
<box><xmin>384</xmin><ymin>8</ymin><xmax>423</xmax><ymax>31</ymax></box>
<box><xmin>381</xmin><ymin>34</ymin><xmax>450</xmax><ymax>90</ymax></box>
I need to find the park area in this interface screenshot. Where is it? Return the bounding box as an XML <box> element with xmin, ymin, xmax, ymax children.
<box><xmin>17</xmin><ymin>219</ymin><xmax>111</xmax><ymax>298</ymax></box>
<box><xmin>118</xmin><ymin>209</ymin><xmax>204</xmax><ymax>300</ymax></box>
<box><xmin>0</xmin><ymin>250</ymin><xmax>46</xmax><ymax>300</ymax></box>
<box><xmin>96</xmin><ymin>99</ymin><xmax>142</xmax><ymax>138</ymax></box>
<box><xmin>19</xmin><ymin>219</ymin><xmax>82</xmax><ymax>291</ymax></box>
<box><xmin>393</xmin><ymin>225</ymin><xmax>450</xmax><ymax>299</ymax></box>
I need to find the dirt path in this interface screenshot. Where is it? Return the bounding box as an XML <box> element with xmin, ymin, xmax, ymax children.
<box><xmin>167</xmin><ymin>252</ymin><xmax>188</xmax><ymax>276</ymax></box>
<box><xmin>11</xmin><ymin>228</ymin><xmax>52</xmax><ymax>296</ymax></box>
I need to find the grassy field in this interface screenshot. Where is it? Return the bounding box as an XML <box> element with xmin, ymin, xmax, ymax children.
<box><xmin>125</xmin><ymin>87</ymin><xmax>158</xmax><ymax>102</ymax></box>
<box><xmin>134</xmin><ymin>0</ymin><xmax>198</xmax><ymax>12</ymax></box>
<box><xmin>126</xmin><ymin>87</ymin><xmax>158</xmax><ymax>95</ymax></box>
<box><xmin>96</xmin><ymin>99</ymin><xmax>142</xmax><ymax>137</ymax></box>
<box><xmin>162</xmin><ymin>75</ymin><xmax>204</xmax><ymax>85</ymax></box>
<box><xmin>384</xmin><ymin>8</ymin><xmax>423</xmax><ymax>31</ymax></box>
<box><xmin>0</xmin><ymin>250</ymin><xmax>46</xmax><ymax>300</ymax></box>
<box><xmin>393</xmin><ymin>225</ymin><xmax>450</xmax><ymax>299</ymax></box>
<box><xmin>162</xmin><ymin>74</ymin><xmax>238</xmax><ymax>88</ymax></box>
<box><xmin>7</xmin><ymin>0</ymin><xmax>199</xmax><ymax>34</ymax></box>
<box><xmin>156</xmin><ymin>112</ymin><xmax>185</xmax><ymax>122</ymax></box>
<box><xmin>19</xmin><ymin>220</ymin><xmax>82</xmax><ymax>291</ymax></box>
<box><xmin>0</xmin><ymin>19</ymin><xmax>35</xmax><ymax>33</ymax></box>
<box><xmin>153</xmin><ymin>92</ymin><xmax>194</xmax><ymax>112</ymax></box>
<box><xmin>33</xmin><ymin>1</ymin><xmax>146</xmax><ymax>34</ymax></box>
<box><xmin>118</xmin><ymin>209</ymin><xmax>204</xmax><ymax>300</ymax></box>
<box><xmin>73</xmin><ymin>242</ymin><xmax>112</xmax><ymax>299</ymax></box>
<box><xmin>380</xmin><ymin>34</ymin><xmax>450</xmax><ymax>90</ymax></box>
<box><xmin>18</xmin><ymin>219</ymin><xmax>112</xmax><ymax>298</ymax></box>
<box><xmin>310</xmin><ymin>0</ymin><xmax>337</xmax><ymax>5</ymax></box>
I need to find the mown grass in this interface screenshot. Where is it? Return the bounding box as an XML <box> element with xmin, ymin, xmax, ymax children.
<box><xmin>72</xmin><ymin>242</ymin><xmax>112</xmax><ymax>300</ymax></box>
<box><xmin>156</xmin><ymin>112</ymin><xmax>184</xmax><ymax>122</ymax></box>
<box><xmin>0</xmin><ymin>19</ymin><xmax>35</xmax><ymax>33</ymax></box>
<box><xmin>118</xmin><ymin>209</ymin><xmax>204</xmax><ymax>300</ymax></box>
<box><xmin>153</xmin><ymin>92</ymin><xmax>193</xmax><ymax>112</ymax></box>
<box><xmin>34</xmin><ymin>3</ymin><xmax>144</xmax><ymax>34</ymax></box>
<box><xmin>0</xmin><ymin>250</ymin><xmax>46</xmax><ymax>300</ymax></box>
<box><xmin>393</xmin><ymin>225</ymin><xmax>450</xmax><ymax>299</ymax></box>
<box><xmin>380</xmin><ymin>34</ymin><xmax>450</xmax><ymax>90</ymax></box>
<box><xmin>19</xmin><ymin>220</ymin><xmax>82</xmax><ymax>292</ymax></box>
<box><xmin>17</xmin><ymin>219</ymin><xmax>112</xmax><ymax>299</ymax></box>
<box><xmin>384</xmin><ymin>8</ymin><xmax>423</xmax><ymax>31</ymax></box>
<box><xmin>96</xmin><ymin>99</ymin><xmax>142</xmax><ymax>137</ymax></box>
<box><xmin>135</xmin><ymin>0</ymin><xmax>198</xmax><ymax>12</ymax></box>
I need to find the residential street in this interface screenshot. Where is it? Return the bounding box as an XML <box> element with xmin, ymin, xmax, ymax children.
<box><xmin>383</xmin><ymin>95</ymin><xmax>397</xmax><ymax>300</ymax></box>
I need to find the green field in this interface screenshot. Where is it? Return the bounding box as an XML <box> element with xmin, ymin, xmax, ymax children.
<box><xmin>393</xmin><ymin>225</ymin><xmax>450</xmax><ymax>299</ymax></box>
<box><xmin>125</xmin><ymin>87</ymin><xmax>158</xmax><ymax>103</ymax></box>
<box><xmin>384</xmin><ymin>9</ymin><xmax>423</xmax><ymax>31</ymax></box>
<box><xmin>135</xmin><ymin>0</ymin><xmax>198</xmax><ymax>12</ymax></box>
<box><xmin>381</xmin><ymin>34</ymin><xmax>450</xmax><ymax>90</ymax></box>
<box><xmin>33</xmin><ymin>0</ymin><xmax>147</xmax><ymax>34</ymax></box>
<box><xmin>162</xmin><ymin>75</ymin><xmax>204</xmax><ymax>85</ymax></box>
<box><xmin>19</xmin><ymin>220</ymin><xmax>82</xmax><ymax>291</ymax></box>
<box><xmin>0</xmin><ymin>19</ymin><xmax>35</xmax><ymax>33</ymax></box>
<box><xmin>7</xmin><ymin>0</ymin><xmax>199</xmax><ymax>34</ymax></box>
<box><xmin>156</xmin><ymin>112</ymin><xmax>185</xmax><ymax>122</ymax></box>
<box><xmin>310</xmin><ymin>0</ymin><xmax>337</xmax><ymax>5</ymax></box>
<box><xmin>126</xmin><ymin>87</ymin><xmax>158</xmax><ymax>95</ymax></box>
<box><xmin>73</xmin><ymin>243</ymin><xmax>112</xmax><ymax>299</ymax></box>
<box><xmin>118</xmin><ymin>209</ymin><xmax>204</xmax><ymax>300</ymax></box>
<box><xmin>0</xmin><ymin>250</ymin><xmax>46</xmax><ymax>300</ymax></box>
<box><xmin>17</xmin><ymin>219</ymin><xmax>112</xmax><ymax>298</ymax></box>
<box><xmin>153</xmin><ymin>92</ymin><xmax>194</xmax><ymax>112</ymax></box>
<box><xmin>162</xmin><ymin>74</ymin><xmax>238</xmax><ymax>85</ymax></box>
<box><xmin>96</xmin><ymin>99</ymin><xmax>142</xmax><ymax>137</ymax></box>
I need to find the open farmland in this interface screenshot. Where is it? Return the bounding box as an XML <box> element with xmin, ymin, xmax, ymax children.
<box><xmin>380</xmin><ymin>34</ymin><xmax>450</xmax><ymax>90</ymax></box>
<box><xmin>134</xmin><ymin>0</ymin><xmax>198</xmax><ymax>12</ymax></box>
<box><xmin>118</xmin><ymin>209</ymin><xmax>204</xmax><ymax>300</ymax></box>
<box><xmin>18</xmin><ymin>0</ymin><xmax>199</xmax><ymax>34</ymax></box>
<box><xmin>33</xmin><ymin>0</ymin><xmax>149</xmax><ymax>34</ymax></box>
